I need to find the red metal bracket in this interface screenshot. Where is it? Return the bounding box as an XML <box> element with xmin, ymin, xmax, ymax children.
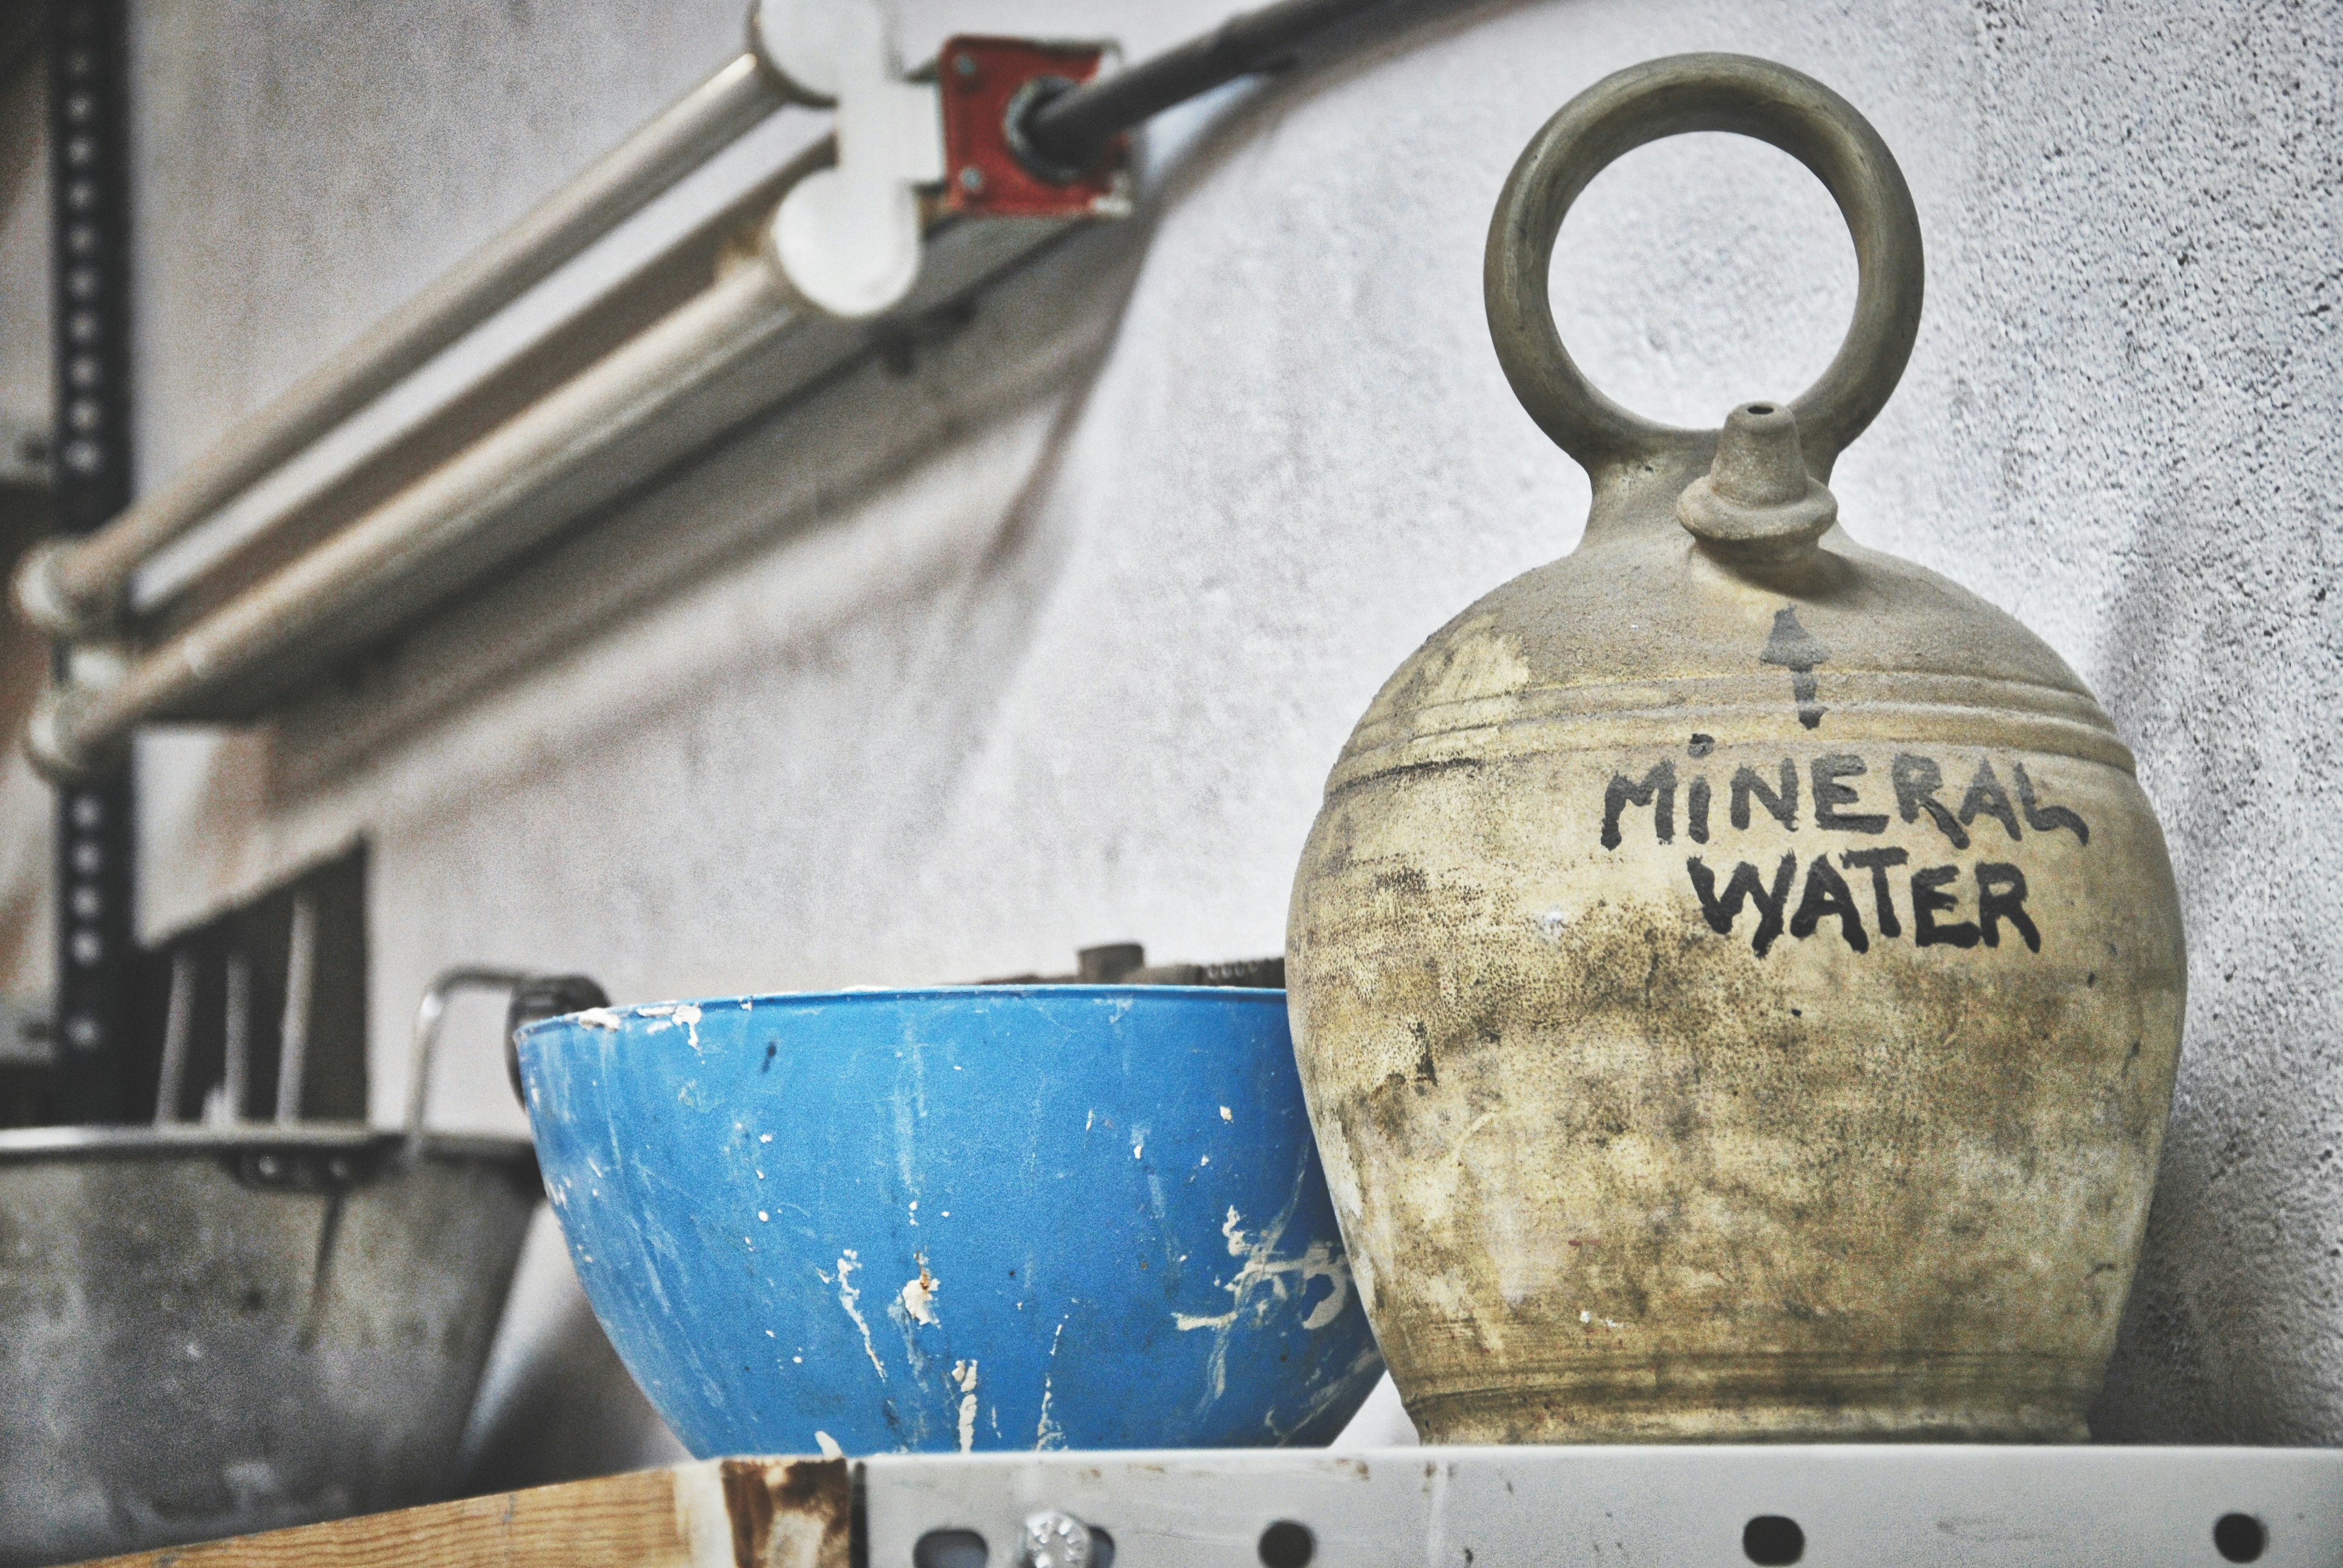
<box><xmin>936</xmin><ymin>36</ymin><xmax>1130</xmax><ymax>220</ymax></box>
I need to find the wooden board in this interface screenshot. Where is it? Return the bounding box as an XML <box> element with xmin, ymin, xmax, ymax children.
<box><xmin>74</xmin><ymin>1457</ymin><xmax>848</xmax><ymax>1568</ymax></box>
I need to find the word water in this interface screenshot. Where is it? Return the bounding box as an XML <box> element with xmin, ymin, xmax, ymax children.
<box><xmin>1598</xmin><ymin>745</ymin><xmax>2091</xmax><ymax>957</ymax></box>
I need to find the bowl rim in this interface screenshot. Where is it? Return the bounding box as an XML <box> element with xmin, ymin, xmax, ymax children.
<box><xmin>517</xmin><ymin>982</ymin><xmax>1289</xmax><ymax>1044</ymax></box>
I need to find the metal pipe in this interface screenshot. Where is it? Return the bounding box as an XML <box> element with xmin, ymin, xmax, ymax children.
<box><xmin>217</xmin><ymin>950</ymin><xmax>251</xmax><ymax>1123</ymax></box>
<box><xmin>29</xmin><ymin>252</ymin><xmax>805</xmax><ymax>779</ymax></box>
<box><xmin>19</xmin><ymin>1</ymin><xmax>1406</xmax><ymax>649</ymax></box>
<box><xmin>15</xmin><ymin>51</ymin><xmax>787</xmax><ymax>635</ymax></box>
<box><xmin>274</xmin><ymin>888</ymin><xmax>316</xmax><ymax>1123</ymax></box>
<box><xmin>150</xmin><ymin>947</ymin><xmax>196</xmax><ymax>1127</ymax></box>
<box><xmin>130</xmin><ymin>130</ymin><xmax>833</xmax><ymax>638</ymax></box>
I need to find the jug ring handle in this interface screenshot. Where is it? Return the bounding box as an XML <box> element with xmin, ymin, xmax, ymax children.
<box><xmin>1484</xmin><ymin>52</ymin><xmax>1924</xmax><ymax>478</ymax></box>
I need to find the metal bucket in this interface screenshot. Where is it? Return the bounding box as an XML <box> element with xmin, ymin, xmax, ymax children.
<box><xmin>0</xmin><ymin>971</ymin><xmax>548</xmax><ymax>1567</ymax></box>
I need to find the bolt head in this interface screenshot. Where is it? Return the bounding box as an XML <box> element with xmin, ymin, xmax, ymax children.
<box><xmin>1021</xmin><ymin>1511</ymin><xmax>1093</xmax><ymax>1568</ymax></box>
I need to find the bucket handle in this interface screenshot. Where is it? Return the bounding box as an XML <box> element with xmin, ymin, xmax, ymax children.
<box><xmin>1484</xmin><ymin>53</ymin><xmax>1924</xmax><ymax>480</ymax></box>
<box><xmin>402</xmin><ymin>968</ymin><xmax>606</xmax><ymax>1150</ymax></box>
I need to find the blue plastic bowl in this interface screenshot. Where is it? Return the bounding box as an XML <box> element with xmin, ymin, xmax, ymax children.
<box><xmin>516</xmin><ymin>987</ymin><xmax>1383</xmax><ymax>1455</ymax></box>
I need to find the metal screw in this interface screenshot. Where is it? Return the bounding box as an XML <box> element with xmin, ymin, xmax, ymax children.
<box><xmin>1021</xmin><ymin>1511</ymin><xmax>1095</xmax><ymax>1568</ymax></box>
<box><xmin>255</xmin><ymin>1154</ymin><xmax>280</xmax><ymax>1180</ymax></box>
<box><xmin>953</xmin><ymin>52</ymin><xmax>978</xmax><ymax>80</ymax></box>
<box><xmin>958</xmin><ymin>165</ymin><xmax>985</xmax><ymax>194</ymax></box>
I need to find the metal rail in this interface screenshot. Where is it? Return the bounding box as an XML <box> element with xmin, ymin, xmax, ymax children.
<box><xmin>16</xmin><ymin>1</ymin><xmax>1417</xmax><ymax>784</ymax></box>
<box><xmin>61</xmin><ymin>1445</ymin><xmax>2328</xmax><ymax>1565</ymax></box>
<box><xmin>14</xmin><ymin>51</ymin><xmax>788</xmax><ymax>636</ymax></box>
<box><xmin>15</xmin><ymin>1</ymin><xmax>1401</xmax><ymax>648</ymax></box>
<box><xmin>24</xmin><ymin>197</ymin><xmax>1094</xmax><ymax>778</ymax></box>
<box><xmin>28</xmin><ymin>246</ymin><xmax>807</xmax><ymax>776</ymax></box>
<box><xmin>861</xmin><ymin>1446</ymin><xmax>2343</xmax><ymax>1567</ymax></box>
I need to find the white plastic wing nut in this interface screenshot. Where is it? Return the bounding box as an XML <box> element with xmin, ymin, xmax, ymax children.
<box><xmin>751</xmin><ymin>0</ymin><xmax>943</xmax><ymax>319</ymax></box>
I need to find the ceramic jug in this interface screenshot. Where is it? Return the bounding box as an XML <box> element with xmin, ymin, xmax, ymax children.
<box><xmin>1286</xmin><ymin>53</ymin><xmax>2184</xmax><ymax>1443</ymax></box>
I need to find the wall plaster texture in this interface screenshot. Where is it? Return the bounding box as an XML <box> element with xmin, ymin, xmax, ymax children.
<box><xmin>0</xmin><ymin>56</ymin><xmax>54</xmax><ymax>998</ymax></box>
<box><xmin>0</xmin><ymin>0</ymin><xmax>2332</xmax><ymax>1468</ymax></box>
<box><xmin>0</xmin><ymin>57</ymin><xmax>45</xmax><ymax>432</ymax></box>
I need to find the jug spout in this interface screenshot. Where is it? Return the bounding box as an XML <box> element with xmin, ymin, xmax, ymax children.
<box><xmin>1677</xmin><ymin>400</ymin><xmax>1838</xmax><ymax>558</ymax></box>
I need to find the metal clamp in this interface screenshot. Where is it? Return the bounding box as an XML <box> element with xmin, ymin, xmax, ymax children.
<box><xmin>752</xmin><ymin>0</ymin><xmax>945</xmax><ymax>318</ymax></box>
<box><xmin>1483</xmin><ymin>53</ymin><xmax>1924</xmax><ymax>481</ymax></box>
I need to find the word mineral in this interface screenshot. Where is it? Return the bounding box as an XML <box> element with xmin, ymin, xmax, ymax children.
<box><xmin>1598</xmin><ymin>748</ymin><xmax>2090</xmax><ymax>957</ymax></box>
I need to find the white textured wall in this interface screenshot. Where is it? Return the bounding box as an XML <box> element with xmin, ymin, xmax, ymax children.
<box><xmin>6</xmin><ymin>0</ymin><xmax>2335</xmax><ymax>1462</ymax></box>
<box><xmin>0</xmin><ymin>55</ymin><xmax>54</xmax><ymax>1001</ymax></box>
<box><xmin>0</xmin><ymin>59</ymin><xmax>45</xmax><ymax>432</ymax></box>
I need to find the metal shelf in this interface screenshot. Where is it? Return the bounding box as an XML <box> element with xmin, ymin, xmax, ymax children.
<box><xmin>76</xmin><ymin>1445</ymin><xmax>2343</xmax><ymax>1568</ymax></box>
<box><xmin>867</xmin><ymin>1446</ymin><xmax>2341</xmax><ymax>1568</ymax></box>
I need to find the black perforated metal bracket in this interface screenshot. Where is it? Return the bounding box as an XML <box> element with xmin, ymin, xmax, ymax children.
<box><xmin>45</xmin><ymin>0</ymin><xmax>143</xmax><ymax>1122</ymax></box>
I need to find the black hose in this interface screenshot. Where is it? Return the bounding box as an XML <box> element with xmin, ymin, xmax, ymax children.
<box><xmin>1015</xmin><ymin>0</ymin><xmax>1392</xmax><ymax>177</ymax></box>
